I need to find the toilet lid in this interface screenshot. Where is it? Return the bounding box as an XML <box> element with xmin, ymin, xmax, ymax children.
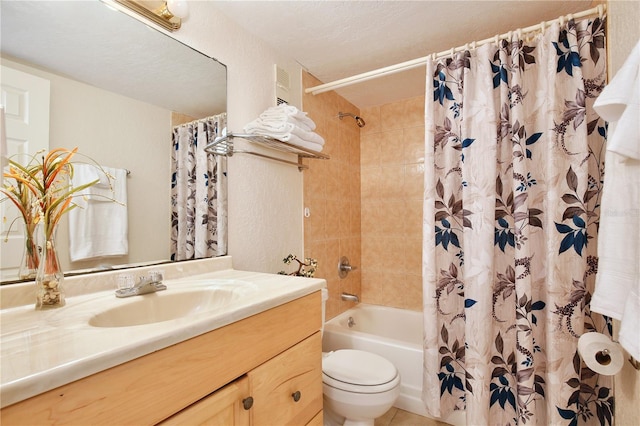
<box><xmin>323</xmin><ymin>350</ymin><xmax>398</xmax><ymax>389</ymax></box>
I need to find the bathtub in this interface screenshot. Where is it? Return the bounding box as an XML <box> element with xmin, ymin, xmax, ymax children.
<box><xmin>322</xmin><ymin>303</ymin><xmax>428</xmax><ymax>418</ymax></box>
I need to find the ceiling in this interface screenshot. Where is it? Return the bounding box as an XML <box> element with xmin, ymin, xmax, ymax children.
<box><xmin>1</xmin><ymin>1</ymin><xmax>226</xmax><ymax>118</ymax></box>
<box><xmin>212</xmin><ymin>0</ymin><xmax>597</xmax><ymax>108</ymax></box>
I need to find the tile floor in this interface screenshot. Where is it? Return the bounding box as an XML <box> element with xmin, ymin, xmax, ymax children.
<box><xmin>375</xmin><ymin>408</ymin><xmax>451</xmax><ymax>426</ymax></box>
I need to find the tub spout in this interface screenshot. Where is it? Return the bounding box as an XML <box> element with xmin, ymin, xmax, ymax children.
<box><xmin>341</xmin><ymin>292</ymin><xmax>359</xmax><ymax>303</ymax></box>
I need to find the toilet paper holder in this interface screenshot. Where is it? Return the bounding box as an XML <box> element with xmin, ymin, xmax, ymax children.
<box><xmin>579</xmin><ymin>333</ymin><xmax>639</xmax><ymax>371</ymax></box>
<box><xmin>628</xmin><ymin>355</ymin><xmax>640</xmax><ymax>370</ymax></box>
<box><xmin>602</xmin><ymin>343</ymin><xmax>640</xmax><ymax>370</ymax></box>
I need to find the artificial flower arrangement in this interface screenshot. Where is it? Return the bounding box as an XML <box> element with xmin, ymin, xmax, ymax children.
<box><xmin>1</xmin><ymin>147</ymin><xmax>104</xmax><ymax>308</ymax></box>
<box><xmin>278</xmin><ymin>254</ymin><xmax>318</xmax><ymax>278</ymax></box>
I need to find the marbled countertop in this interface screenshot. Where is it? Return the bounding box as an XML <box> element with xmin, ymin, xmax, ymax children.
<box><xmin>0</xmin><ymin>257</ymin><xmax>325</xmax><ymax>408</ymax></box>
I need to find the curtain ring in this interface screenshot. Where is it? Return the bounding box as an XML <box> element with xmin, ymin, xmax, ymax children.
<box><xmin>597</xmin><ymin>4</ymin><xmax>604</xmax><ymax>18</ymax></box>
<box><xmin>559</xmin><ymin>15</ymin><xmax>565</xmax><ymax>26</ymax></box>
<box><xmin>568</xmin><ymin>13</ymin><xmax>573</xmax><ymax>22</ymax></box>
<box><xmin>431</xmin><ymin>52</ymin><xmax>437</xmax><ymax>62</ymax></box>
<box><xmin>471</xmin><ymin>40</ymin><xmax>477</xmax><ymax>50</ymax></box>
<box><xmin>450</xmin><ymin>47</ymin><xmax>455</xmax><ymax>57</ymax></box>
<box><xmin>517</xmin><ymin>28</ymin><xmax>523</xmax><ymax>40</ymax></box>
<box><xmin>540</xmin><ymin>21</ymin><xmax>545</xmax><ymax>33</ymax></box>
<box><xmin>494</xmin><ymin>34</ymin><xmax>500</xmax><ymax>46</ymax></box>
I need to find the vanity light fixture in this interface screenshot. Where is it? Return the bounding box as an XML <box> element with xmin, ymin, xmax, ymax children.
<box><xmin>112</xmin><ymin>0</ymin><xmax>188</xmax><ymax>32</ymax></box>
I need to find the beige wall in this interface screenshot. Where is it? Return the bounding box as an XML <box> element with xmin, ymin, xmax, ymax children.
<box><xmin>607</xmin><ymin>1</ymin><xmax>640</xmax><ymax>423</ymax></box>
<box><xmin>302</xmin><ymin>72</ymin><xmax>361</xmax><ymax>320</ymax></box>
<box><xmin>3</xmin><ymin>57</ymin><xmax>172</xmax><ymax>273</ymax></box>
<box><xmin>359</xmin><ymin>97</ymin><xmax>425</xmax><ymax>311</ymax></box>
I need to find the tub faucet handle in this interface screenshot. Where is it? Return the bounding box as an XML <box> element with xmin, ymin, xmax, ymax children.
<box><xmin>338</xmin><ymin>256</ymin><xmax>357</xmax><ymax>278</ymax></box>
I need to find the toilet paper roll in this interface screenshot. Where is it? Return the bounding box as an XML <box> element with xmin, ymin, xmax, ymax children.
<box><xmin>577</xmin><ymin>332</ymin><xmax>624</xmax><ymax>376</ymax></box>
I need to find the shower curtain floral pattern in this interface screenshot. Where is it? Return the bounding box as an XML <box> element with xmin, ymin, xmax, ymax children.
<box><xmin>422</xmin><ymin>17</ymin><xmax>612</xmax><ymax>425</ymax></box>
<box><xmin>171</xmin><ymin>114</ymin><xmax>227</xmax><ymax>261</ymax></box>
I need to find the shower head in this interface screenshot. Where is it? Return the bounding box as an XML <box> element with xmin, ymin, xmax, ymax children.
<box><xmin>338</xmin><ymin>112</ymin><xmax>366</xmax><ymax>128</ymax></box>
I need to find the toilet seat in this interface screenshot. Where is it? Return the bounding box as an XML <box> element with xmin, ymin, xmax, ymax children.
<box><xmin>322</xmin><ymin>349</ymin><xmax>400</xmax><ymax>394</ymax></box>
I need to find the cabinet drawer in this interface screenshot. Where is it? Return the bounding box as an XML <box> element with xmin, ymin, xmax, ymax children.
<box><xmin>159</xmin><ymin>377</ymin><xmax>250</xmax><ymax>425</ymax></box>
<box><xmin>306</xmin><ymin>410</ymin><xmax>323</xmax><ymax>426</ymax></box>
<box><xmin>249</xmin><ymin>332</ymin><xmax>322</xmax><ymax>426</ymax></box>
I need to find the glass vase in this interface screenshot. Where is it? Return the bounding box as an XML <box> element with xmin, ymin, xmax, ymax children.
<box><xmin>35</xmin><ymin>235</ymin><xmax>65</xmax><ymax>309</ymax></box>
<box><xmin>18</xmin><ymin>224</ymin><xmax>40</xmax><ymax>280</ymax></box>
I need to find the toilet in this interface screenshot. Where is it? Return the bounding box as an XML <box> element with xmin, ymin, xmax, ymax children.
<box><xmin>321</xmin><ymin>290</ymin><xmax>401</xmax><ymax>426</ymax></box>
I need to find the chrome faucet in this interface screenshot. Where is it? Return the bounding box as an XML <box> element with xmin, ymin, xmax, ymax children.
<box><xmin>115</xmin><ymin>272</ymin><xmax>167</xmax><ymax>298</ymax></box>
<box><xmin>341</xmin><ymin>292</ymin><xmax>360</xmax><ymax>303</ymax></box>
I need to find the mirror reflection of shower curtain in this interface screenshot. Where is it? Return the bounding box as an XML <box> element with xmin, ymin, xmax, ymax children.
<box><xmin>171</xmin><ymin>113</ymin><xmax>227</xmax><ymax>261</ymax></box>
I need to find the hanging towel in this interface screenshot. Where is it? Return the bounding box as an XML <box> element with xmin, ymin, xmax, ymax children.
<box><xmin>68</xmin><ymin>166</ymin><xmax>128</xmax><ymax>261</ymax></box>
<box><xmin>592</xmin><ymin>39</ymin><xmax>640</xmax><ymax>361</ymax></box>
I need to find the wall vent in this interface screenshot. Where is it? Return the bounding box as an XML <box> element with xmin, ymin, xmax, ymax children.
<box><xmin>275</xmin><ymin>65</ymin><xmax>290</xmax><ymax>106</ymax></box>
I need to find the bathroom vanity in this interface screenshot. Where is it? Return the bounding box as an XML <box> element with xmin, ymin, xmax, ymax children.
<box><xmin>0</xmin><ymin>257</ymin><xmax>325</xmax><ymax>425</ymax></box>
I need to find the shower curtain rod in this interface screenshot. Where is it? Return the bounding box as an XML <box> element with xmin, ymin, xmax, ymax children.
<box><xmin>305</xmin><ymin>4</ymin><xmax>606</xmax><ymax>96</ymax></box>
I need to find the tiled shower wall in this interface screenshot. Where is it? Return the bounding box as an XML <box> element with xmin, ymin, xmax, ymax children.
<box><xmin>359</xmin><ymin>97</ymin><xmax>425</xmax><ymax>311</ymax></box>
<box><xmin>302</xmin><ymin>72</ymin><xmax>362</xmax><ymax>320</ymax></box>
<box><xmin>303</xmin><ymin>70</ymin><xmax>425</xmax><ymax>315</ymax></box>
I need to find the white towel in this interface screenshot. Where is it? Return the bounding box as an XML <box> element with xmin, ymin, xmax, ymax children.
<box><xmin>592</xmin><ymin>39</ymin><xmax>640</xmax><ymax>361</ymax></box>
<box><xmin>244</xmin><ymin>119</ymin><xmax>325</xmax><ymax>146</ymax></box>
<box><xmin>72</xmin><ymin>163</ymin><xmax>112</xmax><ymax>200</ymax></box>
<box><xmin>68</xmin><ymin>166</ymin><xmax>128</xmax><ymax>261</ymax></box>
<box><xmin>259</xmin><ymin>105</ymin><xmax>316</xmax><ymax>130</ymax></box>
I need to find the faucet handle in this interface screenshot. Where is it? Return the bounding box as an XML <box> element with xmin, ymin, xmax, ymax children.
<box><xmin>338</xmin><ymin>256</ymin><xmax>357</xmax><ymax>278</ymax></box>
<box><xmin>148</xmin><ymin>270</ymin><xmax>164</xmax><ymax>282</ymax></box>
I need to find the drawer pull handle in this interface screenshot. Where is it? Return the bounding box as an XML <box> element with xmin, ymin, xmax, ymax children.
<box><xmin>292</xmin><ymin>391</ymin><xmax>301</xmax><ymax>402</ymax></box>
<box><xmin>242</xmin><ymin>396</ymin><xmax>254</xmax><ymax>410</ymax></box>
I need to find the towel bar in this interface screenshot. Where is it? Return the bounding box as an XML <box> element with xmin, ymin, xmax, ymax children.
<box><xmin>204</xmin><ymin>132</ymin><xmax>329</xmax><ymax>171</ymax></box>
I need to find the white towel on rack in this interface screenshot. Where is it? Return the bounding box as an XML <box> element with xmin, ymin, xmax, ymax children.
<box><xmin>259</xmin><ymin>105</ymin><xmax>316</xmax><ymax>130</ymax></box>
<box><xmin>591</xmin><ymin>39</ymin><xmax>640</xmax><ymax>361</ymax></box>
<box><xmin>72</xmin><ymin>164</ymin><xmax>113</xmax><ymax>200</ymax></box>
<box><xmin>243</xmin><ymin>119</ymin><xmax>325</xmax><ymax>146</ymax></box>
<box><xmin>280</xmin><ymin>134</ymin><xmax>324</xmax><ymax>152</ymax></box>
<box><xmin>68</xmin><ymin>166</ymin><xmax>128</xmax><ymax>261</ymax></box>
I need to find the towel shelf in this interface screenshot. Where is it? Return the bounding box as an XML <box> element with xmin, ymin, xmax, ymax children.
<box><xmin>204</xmin><ymin>133</ymin><xmax>330</xmax><ymax>171</ymax></box>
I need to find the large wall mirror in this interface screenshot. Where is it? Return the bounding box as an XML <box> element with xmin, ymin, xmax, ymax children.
<box><xmin>0</xmin><ymin>1</ymin><xmax>227</xmax><ymax>283</ymax></box>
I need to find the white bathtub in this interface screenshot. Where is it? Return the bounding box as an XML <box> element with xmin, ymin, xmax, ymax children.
<box><xmin>322</xmin><ymin>303</ymin><xmax>428</xmax><ymax>418</ymax></box>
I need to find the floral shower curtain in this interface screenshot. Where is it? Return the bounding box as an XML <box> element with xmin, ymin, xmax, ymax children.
<box><xmin>422</xmin><ymin>17</ymin><xmax>613</xmax><ymax>425</ymax></box>
<box><xmin>171</xmin><ymin>113</ymin><xmax>227</xmax><ymax>261</ymax></box>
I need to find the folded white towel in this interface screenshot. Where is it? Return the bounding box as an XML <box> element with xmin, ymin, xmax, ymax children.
<box><xmin>259</xmin><ymin>105</ymin><xmax>316</xmax><ymax>130</ymax></box>
<box><xmin>68</xmin><ymin>166</ymin><xmax>128</xmax><ymax>261</ymax></box>
<box><xmin>259</xmin><ymin>114</ymin><xmax>314</xmax><ymax>132</ymax></box>
<box><xmin>278</xmin><ymin>134</ymin><xmax>324</xmax><ymax>152</ymax></box>
<box><xmin>244</xmin><ymin>119</ymin><xmax>325</xmax><ymax>146</ymax></box>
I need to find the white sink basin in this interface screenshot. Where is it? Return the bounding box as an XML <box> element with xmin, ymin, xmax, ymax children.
<box><xmin>89</xmin><ymin>286</ymin><xmax>245</xmax><ymax>328</ymax></box>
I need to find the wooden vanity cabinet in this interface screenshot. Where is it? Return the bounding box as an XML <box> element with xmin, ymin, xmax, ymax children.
<box><xmin>1</xmin><ymin>291</ymin><xmax>323</xmax><ymax>426</ymax></box>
